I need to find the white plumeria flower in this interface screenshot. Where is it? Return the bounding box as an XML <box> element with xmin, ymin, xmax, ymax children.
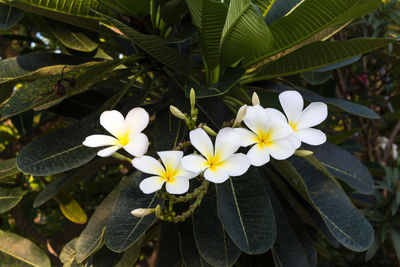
<box><xmin>132</xmin><ymin>151</ymin><xmax>197</xmax><ymax>194</ymax></box>
<box><xmin>273</xmin><ymin>90</ymin><xmax>328</xmax><ymax>148</ymax></box>
<box><xmin>83</xmin><ymin>108</ymin><xmax>149</xmax><ymax>157</ymax></box>
<box><xmin>235</xmin><ymin>105</ymin><xmax>296</xmax><ymax>166</ymax></box>
<box><xmin>181</xmin><ymin>128</ymin><xmax>250</xmax><ymax>184</ymax></box>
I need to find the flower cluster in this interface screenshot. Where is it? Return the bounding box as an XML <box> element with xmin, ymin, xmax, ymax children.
<box><xmin>83</xmin><ymin>90</ymin><xmax>327</xmax><ymax>197</ymax></box>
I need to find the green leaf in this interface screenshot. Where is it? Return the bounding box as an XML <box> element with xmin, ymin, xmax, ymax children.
<box><xmin>220</xmin><ymin>0</ymin><xmax>272</xmax><ymax>67</ymax></box>
<box><xmin>301</xmin><ymin>70</ymin><xmax>332</xmax><ymax>85</ymax></box>
<box><xmin>303</xmin><ymin>143</ymin><xmax>375</xmax><ymax>195</ymax></box>
<box><xmin>17</xmin><ymin>119</ymin><xmax>99</xmax><ymax>176</ymax></box>
<box><xmin>0</xmin><ymin>230</ymin><xmax>51</xmax><ymax>267</ymax></box>
<box><xmin>392</xmin><ymin>228</ymin><xmax>400</xmax><ymax>263</ymax></box>
<box><xmin>0</xmin><ymin>4</ymin><xmax>24</xmax><ymax>30</ymax></box>
<box><xmin>157</xmin><ymin>223</ymin><xmax>183</xmax><ymax>267</ymax></box>
<box><xmin>105</xmin><ymin>171</ymin><xmax>163</xmax><ymax>253</ymax></box>
<box><xmin>59</xmin><ymin>238</ymin><xmax>78</xmax><ymax>266</ymax></box>
<box><xmin>0</xmin><ymin>187</ymin><xmax>24</xmax><ymax>214</ymax></box>
<box><xmin>0</xmin><ymin>158</ymin><xmax>19</xmax><ymax>181</ymax></box>
<box><xmin>76</xmin><ymin>175</ymin><xmax>133</xmax><ymax>263</ymax></box>
<box><xmin>48</xmin><ymin>20</ymin><xmax>99</xmax><ymax>52</ymax></box>
<box><xmin>263</xmin><ymin>0</ymin><xmax>301</xmax><ymax>24</ymax></box>
<box><xmin>273</xmin><ymin>157</ymin><xmax>374</xmax><ymax>251</ymax></box>
<box><xmin>33</xmin><ymin>158</ymin><xmax>113</xmax><ymax>208</ymax></box>
<box><xmin>176</xmin><ymin>218</ymin><xmax>212</xmax><ymax>267</ymax></box>
<box><xmin>250</xmin><ymin>38</ymin><xmax>393</xmax><ymax>81</ymax></box>
<box><xmin>198</xmin><ymin>0</ymin><xmax>228</xmax><ymax>72</ymax></box>
<box><xmin>192</xmin><ymin>185</ymin><xmax>241</xmax><ymax>267</ymax></box>
<box><xmin>244</xmin><ymin>0</ymin><xmax>380</xmax><ymax>67</ymax></box>
<box><xmin>97</xmin><ymin>12</ymin><xmax>190</xmax><ymax>74</ymax></box>
<box><xmin>365</xmin><ymin>233</ymin><xmax>379</xmax><ymax>261</ymax></box>
<box><xmin>1</xmin><ymin>58</ymin><xmax>126</xmax><ymax>117</ymax></box>
<box><xmin>114</xmin><ymin>234</ymin><xmax>144</xmax><ymax>267</ymax></box>
<box><xmin>216</xmin><ymin>166</ymin><xmax>276</xmax><ymax>254</ymax></box>
<box><xmin>59</xmin><ymin>198</ymin><xmax>88</xmax><ymax>224</ymax></box>
<box><xmin>185</xmin><ymin>0</ymin><xmax>201</xmax><ymax>27</ymax></box>
<box><xmin>252</xmin><ymin>0</ymin><xmax>275</xmax><ymax>17</ymax></box>
<box><xmin>160</xmin><ymin>0</ymin><xmax>187</xmax><ymax>26</ymax></box>
<box><xmin>0</xmin><ymin>0</ymin><xmax>112</xmax><ymax>32</ymax></box>
<box><xmin>114</xmin><ymin>0</ymin><xmax>150</xmax><ymax>17</ymax></box>
<box><xmin>262</xmin><ymin>178</ymin><xmax>312</xmax><ymax>267</ymax></box>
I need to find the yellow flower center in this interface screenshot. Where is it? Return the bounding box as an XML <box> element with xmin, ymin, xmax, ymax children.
<box><xmin>255</xmin><ymin>130</ymin><xmax>273</xmax><ymax>148</ymax></box>
<box><xmin>289</xmin><ymin>121</ymin><xmax>298</xmax><ymax>132</ymax></box>
<box><xmin>205</xmin><ymin>155</ymin><xmax>223</xmax><ymax>171</ymax></box>
<box><xmin>160</xmin><ymin>167</ymin><xmax>177</xmax><ymax>183</ymax></box>
<box><xmin>118</xmin><ymin>133</ymin><xmax>130</xmax><ymax>146</ymax></box>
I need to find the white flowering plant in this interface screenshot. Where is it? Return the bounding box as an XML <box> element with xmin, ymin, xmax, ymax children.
<box><xmin>0</xmin><ymin>0</ymin><xmax>393</xmax><ymax>266</ymax></box>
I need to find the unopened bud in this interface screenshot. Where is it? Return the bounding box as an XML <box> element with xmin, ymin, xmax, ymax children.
<box><xmin>131</xmin><ymin>208</ymin><xmax>155</xmax><ymax>217</ymax></box>
<box><xmin>233</xmin><ymin>105</ymin><xmax>247</xmax><ymax>127</ymax></box>
<box><xmin>294</xmin><ymin>150</ymin><xmax>313</xmax><ymax>157</ymax></box>
<box><xmin>252</xmin><ymin>92</ymin><xmax>260</xmax><ymax>106</ymax></box>
<box><xmin>170</xmin><ymin>105</ymin><xmax>188</xmax><ymax>121</ymax></box>
<box><xmin>203</xmin><ymin>125</ymin><xmax>217</xmax><ymax>136</ymax></box>
<box><xmin>190</xmin><ymin>88</ymin><xmax>196</xmax><ymax>108</ymax></box>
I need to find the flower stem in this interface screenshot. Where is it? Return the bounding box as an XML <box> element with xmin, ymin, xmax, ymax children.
<box><xmin>111</xmin><ymin>152</ymin><xmax>132</xmax><ymax>163</ymax></box>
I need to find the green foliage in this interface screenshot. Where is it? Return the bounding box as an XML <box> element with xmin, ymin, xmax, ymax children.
<box><xmin>0</xmin><ymin>0</ymin><xmax>395</xmax><ymax>266</ymax></box>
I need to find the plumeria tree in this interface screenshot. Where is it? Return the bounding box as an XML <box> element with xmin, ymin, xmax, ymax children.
<box><xmin>0</xmin><ymin>0</ymin><xmax>396</xmax><ymax>266</ymax></box>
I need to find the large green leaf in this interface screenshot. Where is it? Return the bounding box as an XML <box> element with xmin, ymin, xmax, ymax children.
<box><xmin>16</xmin><ymin>118</ymin><xmax>99</xmax><ymax>176</ymax></box>
<box><xmin>263</xmin><ymin>0</ymin><xmax>302</xmax><ymax>24</ymax></box>
<box><xmin>59</xmin><ymin>238</ymin><xmax>80</xmax><ymax>267</ymax></box>
<box><xmin>185</xmin><ymin>0</ymin><xmax>201</xmax><ymax>27</ymax></box>
<box><xmin>198</xmin><ymin>0</ymin><xmax>228</xmax><ymax>73</ymax></box>
<box><xmin>193</xmin><ymin>185</ymin><xmax>241</xmax><ymax>267</ymax></box>
<box><xmin>97</xmin><ymin>12</ymin><xmax>190</xmax><ymax>74</ymax></box>
<box><xmin>157</xmin><ymin>223</ymin><xmax>183</xmax><ymax>267</ymax></box>
<box><xmin>273</xmin><ymin>157</ymin><xmax>374</xmax><ymax>251</ymax></box>
<box><xmin>252</xmin><ymin>0</ymin><xmax>275</xmax><ymax>17</ymax></box>
<box><xmin>114</xmin><ymin>235</ymin><xmax>144</xmax><ymax>267</ymax></box>
<box><xmin>0</xmin><ymin>4</ymin><xmax>24</xmax><ymax>30</ymax></box>
<box><xmin>105</xmin><ymin>171</ymin><xmax>163</xmax><ymax>253</ymax></box>
<box><xmin>0</xmin><ymin>187</ymin><xmax>24</xmax><ymax>214</ymax></box>
<box><xmin>244</xmin><ymin>0</ymin><xmax>380</xmax><ymax>67</ymax></box>
<box><xmin>1</xmin><ymin>58</ymin><xmax>125</xmax><ymax>117</ymax></box>
<box><xmin>114</xmin><ymin>0</ymin><xmax>149</xmax><ymax>17</ymax></box>
<box><xmin>0</xmin><ymin>158</ymin><xmax>19</xmax><ymax>181</ymax></box>
<box><xmin>48</xmin><ymin>20</ymin><xmax>99</xmax><ymax>52</ymax></box>
<box><xmin>249</xmin><ymin>38</ymin><xmax>394</xmax><ymax>81</ymax></box>
<box><xmin>303</xmin><ymin>143</ymin><xmax>374</xmax><ymax>195</ymax></box>
<box><xmin>0</xmin><ymin>0</ymin><xmax>111</xmax><ymax>31</ymax></box>
<box><xmin>216</xmin><ymin>166</ymin><xmax>276</xmax><ymax>254</ymax></box>
<box><xmin>0</xmin><ymin>230</ymin><xmax>50</xmax><ymax>267</ymax></box>
<box><xmin>76</xmin><ymin>175</ymin><xmax>133</xmax><ymax>263</ymax></box>
<box><xmin>33</xmin><ymin>158</ymin><xmax>113</xmax><ymax>208</ymax></box>
<box><xmin>176</xmin><ymin>218</ymin><xmax>212</xmax><ymax>267</ymax></box>
<box><xmin>262</xmin><ymin>177</ymin><xmax>313</xmax><ymax>267</ymax></box>
<box><xmin>220</xmin><ymin>0</ymin><xmax>272</xmax><ymax>67</ymax></box>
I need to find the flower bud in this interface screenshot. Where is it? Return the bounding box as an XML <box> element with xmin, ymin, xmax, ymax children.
<box><xmin>170</xmin><ymin>105</ymin><xmax>188</xmax><ymax>121</ymax></box>
<box><xmin>252</xmin><ymin>92</ymin><xmax>260</xmax><ymax>106</ymax></box>
<box><xmin>131</xmin><ymin>208</ymin><xmax>155</xmax><ymax>217</ymax></box>
<box><xmin>294</xmin><ymin>150</ymin><xmax>313</xmax><ymax>157</ymax></box>
<box><xmin>233</xmin><ymin>105</ymin><xmax>247</xmax><ymax>128</ymax></box>
<box><xmin>203</xmin><ymin>125</ymin><xmax>218</xmax><ymax>136</ymax></box>
<box><xmin>190</xmin><ymin>88</ymin><xmax>196</xmax><ymax>108</ymax></box>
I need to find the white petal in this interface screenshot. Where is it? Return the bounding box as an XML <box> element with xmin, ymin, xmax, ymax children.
<box><xmin>100</xmin><ymin>110</ymin><xmax>125</xmax><ymax>139</ymax></box>
<box><xmin>268</xmin><ymin>115</ymin><xmax>294</xmax><ymax>140</ymax></box>
<box><xmin>190</xmin><ymin>128</ymin><xmax>214</xmax><ymax>159</ymax></box>
<box><xmin>279</xmin><ymin>90</ymin><xmax>303</xmax><ymax>123</ymax></box>
<box><xmin>247</xmin><ymin>144</ymin><xmax>270</xmax><ymax>166</ymax></box>
<box><xmin>139</xmin><ymin>176</ymin><xmax>165</xmax><ymax>194</ymax></box>
<box><xmin>123</xmin><ymin>133</ymin><xmax>149</xmax><ymax>157</ymax></box>
<box><xmin>124</xmin><ymin>107</ymin><xmax>149</xmax><ymax>134</ymax></box>
<box><xmin>132</xmin><ymin>156</ymin><xmax>164</xmax><ymax>176</ymax></box>
<box><xmin>296</xmin><ymin>102</ymin><xmax>328</xmax><ymax>130</ymax></box>
<box><xmin>287</xmin><ymin>135</ymin><xmax>301</xmax><ymax>149</ymax></box>
<box><xmin>295</xmin><ymin>128</ymin><xmax>327</xmax><ymax>146</ymax></box>
<box><xmin>83</xmin><ymin>134</ymin><xmax>118</xmax><ymax>147</ymax></box>
<box><xmin>221</xmin><ymin>153</ymin><xmax>250</xmax><ymax>176</ymax></box>
<box><xmin>265</xmin><ymin>108</ymin><xmax>287</xmax><ymax>122</ymax></box>
<box><xmin>243</xmin><ymin>105</ymin><xmax>269</xmax><ymax>135</ymax></box>
<box><xmin>215</xmin><ymin>128</ymin><xmax>242</xmax><ymax>161</ymax></box>
<box><xmin>157</xmin><ymin>151</ymin><xmax>183</xmax><ymax>173</ymax></box>
<box><xmin>97</xmin><ymin>146</ymin><xmax>120</xmax><ymax>157</ymax></box>
<box><xmin>166</xmin><ymin>178</ymin><xmax>190</xmax><ymax>194</ymax></box>
<box><xmin>268</xmin><ymin>139</ymin><xmax>296</xmax><ymax>160</ymax></box>
<box><xmin>174</xmin><ymin>164</ymin><xmax>199</xmax><ymax>179</ymax></box>
<box><xmin>234</xmin><ymin>128</ymin><xmax>258</xmax><ymax>147</ymax></box>
<box><xmin>181</xmin><ymin>154</ymin><xmax>207</xmax><ymax>173</ymax></box>
<box><xmin>204</xmin><ymin>167</ymin><xmax>229</xmax><ymax>184</ymax></box>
